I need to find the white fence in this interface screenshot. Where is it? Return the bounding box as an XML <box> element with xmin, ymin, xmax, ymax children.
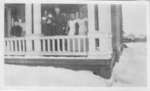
<box><xmin>5</xmin><ymin>36</ymin><xmax>89</xmax><ymax>57</ymax></box>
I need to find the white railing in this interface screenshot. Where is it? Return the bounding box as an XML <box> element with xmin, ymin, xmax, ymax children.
<box><xmin>5</xmin><ymin>36</ymin><xmax>89</xmax><ymax>57</ymax></box>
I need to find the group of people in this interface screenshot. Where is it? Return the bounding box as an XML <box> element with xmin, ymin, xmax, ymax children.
<box><xmin>42</xmin><ymin>7</ymin><xmax>88</xmax><ymax>36</ymax></box>
<box><xmin>42</xmin><ymin>7</ymin><xmax>67</xmax><ymax>36</ymax></box>
<box><xmin>10</xmin><ymin>7</ymin><xmax>88</xmax><ymax>37</ymax></box>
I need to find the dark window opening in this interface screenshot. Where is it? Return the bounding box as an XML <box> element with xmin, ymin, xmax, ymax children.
<box><xmin>31</xmin><ymin>4</ymin><xmax>34</xmax><ymax>34</ymax></box>
<box><xmin>95</xmin><ymin>5</ymin><xmax>99</xmax><ymax>31</ymax></box>
<box><xmin>95</xmin><ymin>38</ymin><xmax>100</xmax><ymax>50</ymax></box>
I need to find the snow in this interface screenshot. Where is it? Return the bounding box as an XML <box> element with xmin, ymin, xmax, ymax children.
<box><xmin>5</xmin><ymin>65</ymin><xmax>106</xmax><ymax>86</ymax></box>
<box><xmin>4</xmin><ymin>42</ymin><xmax>147</xmax><ymax>86</ymax></box>
<box><xmin>111</xmin><ymin>42</ymin><xmax>147</xmax><ymax>86</ymax></box>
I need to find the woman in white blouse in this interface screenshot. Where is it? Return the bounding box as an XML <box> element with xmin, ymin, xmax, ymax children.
<box><xmin>68</xmin><ymin>13</ymin><xmax>76</xmax><ymax>35</ymax></box>
<box><xmin>78</xmin><ymin>13</ymin><xmax>88</xmax><ymax>35</ymax></box>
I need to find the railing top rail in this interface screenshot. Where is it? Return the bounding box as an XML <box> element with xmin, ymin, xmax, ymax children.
<box><xmin>5</xmin><ymin>35</ymin><xmax>88</xmax><ymax>40</ymax></box>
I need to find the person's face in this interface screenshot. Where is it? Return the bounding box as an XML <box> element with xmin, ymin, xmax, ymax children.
<box><xmin>79</xmin><ymin>13</ymin><xmax>84</xmax><ymax>19</ymax></box>
<box><xmin>44</xmin><ymin>10</ymin><xmax>48</xmax><ymax>15</ymax></box>
<box><xmin>14</xmin><ymin>21</ymin><xmax>18</xmax><ymax>26</ymax></box>
<box><xmin>71</xmin><ymin>14</ymin><xmax>75</xmax><ymax>20</ymax></box>
<box><xmin>75</xmin><ymin>12</ymin><xmax>79</xmax><ymax>19</ymax></box>
<box><xmin>55</xmin><ymin>8</ymin><xmax>60</xmax><ymax>14</ymax></box>
<box><xmin>18</xmin><ymin>19</ymin><xmax>22</xmax><ymax>23</ymax></box>
<box><xmin>48</xmin><ymin>13</ymin><xmax>53</xmax><ymax>18</ymax></box>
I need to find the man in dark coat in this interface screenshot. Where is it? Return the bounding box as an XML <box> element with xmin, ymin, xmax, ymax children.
<box><xmin>11</xmin><ymin>22</ymin><xmax>22</xmax><ymax>37</ymax></box>
<box><xmin>53</xmin><ymin>7</ymin><xmax>67</xmax><ymax>35</ymax></box>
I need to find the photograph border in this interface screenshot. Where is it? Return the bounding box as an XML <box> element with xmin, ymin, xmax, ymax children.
<box><xmin>0</xmin><ymin>0</ymin><xmax>149</xmax><ymax>90</ymax></box>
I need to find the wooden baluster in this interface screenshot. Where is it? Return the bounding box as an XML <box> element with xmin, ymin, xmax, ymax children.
<box><xmin>72</xmin><ymin>38</ymin><xmax>74</xmax><ymax>52</ymax></box>
<box><xmin>62</xmin><ymin>38</ymin><xmax>65</xmax><ymax>52</ymax></box>
<box><xmin>11</xmin><ymin>40</ymin><xmax>14</xmax><ymax>52</ymax></box>
<box><xmin>13</xmin><ymin>40</ymin><xmax>16</xmax><ymax>52</ymax></box>
<box><xmin>81</xmin><ymin>38</ymin><xmax>84</xmax><ymax>52</ymax></box>
<box><xmin>20</xmin><ymin>40</ymin><xmax>23</xmax><ymax>52</ymax></box>
<box><xmin>45</xmin><ymin>39</ymin><xmax>48</xmax><ymax>52</ymax></box>
<box><xmin>16</xmin><ymin>40</ymin><xmax>19</xmax><ymax>52</ymax></box>
<box><xmin>8</xmin><ymin>40</ymin><xmax>10</xmax><ymax>52</ymax></box>
<box><xmin>83</xmin><ymin>38</ymin><xmax>86</xmax><ymax>52</ymax></box>
<box><xmin>32</xmin><ymin>40</ymin><xmax>35</xmax><ymax>52</ymax></box>
<box><xmin>42</xmin><ymin>39</ymin><xmax>45</xmax><ymax>52</ymax></box>
<box><xmin>12</xmin><ymin>40</ymin><xmax>15</xmax><ymax>52</ymax></box>
<box><xmin>86</xmin><ymin>37</ymin><xmax>89</xmax><ymax>52</ymax></box>
<box><xmin>75</xmin><ymin>38</ymin><xmax>78</xmax><ymax>52</ymax></box>
<box><xmin>52</xmin><ymin>39</ymin><xmax>55</xmax><ymax>53</ymax></box>
<box><xmin>50</xmin><ymin>39</ymin><xmax>52</xmax><ymax>52</ymax></box>
<box><xmin>11</xmin><ymin>40</ymin><xmax>13</xmax><ymax>52</ymax></box>
<box><xmin>69</xmin><ymin>38</ymin><xmax>72</xmax><ymax>52</ymax></box>
<box><xmin>22</xmin><ymin>39</ymin><xmax>25</xmax><ymax>52</ymax></box>
<box><xmin>13</xmin><ymin>40</ymin><xmax>15</xmax><ymax>52</ymax></box>
<box><xmin>47</xmin><ymin>39</ymin><xmax>50</xmax><ymax>52</ymax></box>
<box><xmin>9</xmin><ymin>40</ymin><xmax>12</xmax><ymax>52</ymax></box>
<box><xmin>72</xmin><ymin>38</ymin><xmax>75</xmax><ymax>52</ymax></box>
<box><xmin>5</xmin><ymin>40</ymin><xmax>8</xmax><ymax>52</ymax></box>
<box><xmin>8</xmin><ymin>40</ymin><xmax>10</xmax><ymax>53</ymax></box>
<box><xmin>67</xmin><ymin>38</ymin><xmax>70</xmax><ymax>52</ymax></box>
<box><xmin>78</xmin><ymin>38</ymin><xmax>81</xmax><ymax>53</ymax></box>
<box><xmin>18</xmin><ymin>40</ymin><xmax>21</xmax><ymax>52</ymax></box>
<box><xmin>15</xmin><ymin>40</ymin><xmax>18</xmax><ymax>52</ymax></box>
<box><xmin>7</xmin><ymin>40</ymin><xmax>9</xmax><ymax>52</ymax></box>
<box><xmin>57</xmin><ymin>38</ymin><xmax>60</xmax><ymax>52</ymax></box>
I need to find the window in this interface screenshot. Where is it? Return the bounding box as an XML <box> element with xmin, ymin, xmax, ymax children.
<box><xmin>95</xmin><ymin>38</ymin><xmax>100</xmax><ymax>50</ymax></box>
<box><xmin>94</xmin><ymin>5</ymin><xmax>99</xmax><ymax>31</ymax></box>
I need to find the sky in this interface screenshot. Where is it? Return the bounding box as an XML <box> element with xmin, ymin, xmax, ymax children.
<box><xmin>122</xmin><ymin>3</ymin><xmax>147</xmax><ymax>36</ymax></box>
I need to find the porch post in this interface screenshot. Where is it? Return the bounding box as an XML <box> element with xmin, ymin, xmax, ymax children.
<box><xmin>25</xmin><ymin>4</ymin><xmax>33</xmax><ymax>54</ymax></box>
<box><xmin>33</xmin><ymin>4</ymin><xmax>41</xmax><ymax>35</ymax></box>
<box><xmin>87</xmin><ymin>4</ymin><xmax>96</xmax><ymax>57</ymax></box>
<box><xmin>87</xmin><ymin>4</ymin><xmax>112</xmax><ymax>58</ymax></box>
<box><xmin>6</xmin><ymin>8</ymin><xmax>12</xmax><ymax>37</ymax></box>
<box><xmin>33</xmin><ymin>4</ymin><xmax>42</xmax><ymax>54</ymax></box>
<box><xmin>25</xmin><ymin>4</ymin><xmax>32</xmax><ymax>35</ymax></box>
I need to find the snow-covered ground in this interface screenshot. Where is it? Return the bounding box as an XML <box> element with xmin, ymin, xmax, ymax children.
<box><xmin>4</xmin><ymin>42</ymin><xmax>147</xmax><ymax>86</ymax></box>
<box><xmin>111</xmin><ymin>42</ymin><xmax>147</xmax><ymax>86</ymax></box>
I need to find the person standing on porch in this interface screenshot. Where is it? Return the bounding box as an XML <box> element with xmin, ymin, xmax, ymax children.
<box><xmin>77</xmin><ymin>12</ymin><xmax>88</xmax><ymax>52</ymax></box>
<box><xmin>53</xmin><ymin>7</ymin><xmax>67</xmax><ymax>35</ymax></box>
<box><xmin>53</xmin><ymin>7</ymin><xmax>67</xmax><ymax>51</ymax></box>
<box><xmin>74</xmin><ymin>12</ymin><xmax>80</xmax><ymax>35</ymax></box>
<box><xmin>42</xmin><ymin>10</ymin><xmax>48</xmax><ymax>36</ymax></box>
<box><xmin>68</xmin><ymin>13</ymin><xmax>76</xmax><ymax>35</ymax></box>
<box><xmin>47</xmin><ymin>13</ymin><xmax>56</xmax><ymax>36</ymax></box>
<box><xmin>11</xmin><ymin>19</ymin><xmax>23</xmax><ymax>37</ymax></box>
<box><xmin>78</xmin><ymin>12</ymin><xmax>88</xmax><ymax>35</ymax></box>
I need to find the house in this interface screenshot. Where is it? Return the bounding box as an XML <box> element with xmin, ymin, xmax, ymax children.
<box><xmin>4</xmin><ymin>3</ymin><xmax>123</xmax><ymax>79</ymax></box>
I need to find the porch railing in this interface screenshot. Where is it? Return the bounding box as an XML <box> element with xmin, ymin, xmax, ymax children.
<box><xmin>5</xmin><ymin>36</ymin><xmax>89</xmax><ymax>57</ymax></box>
